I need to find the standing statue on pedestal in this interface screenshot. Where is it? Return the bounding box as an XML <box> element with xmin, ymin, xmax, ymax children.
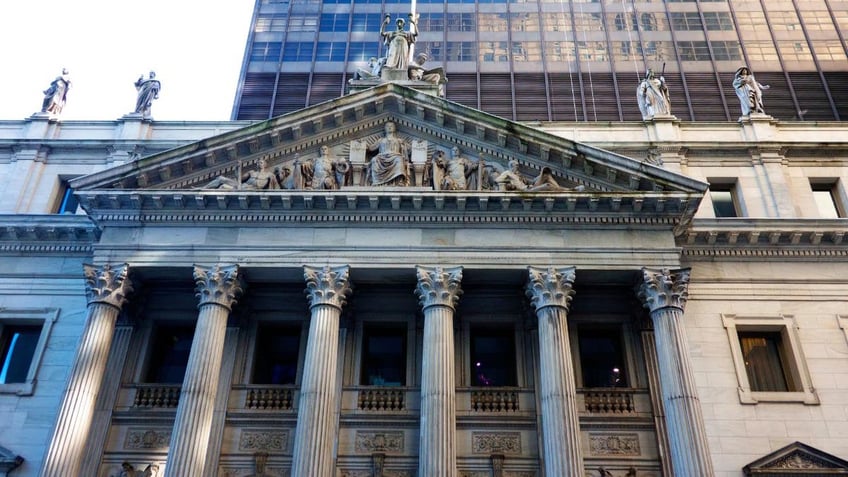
<box><xmin>365</xmin><ymin>121</ymin><xmax>412</xmax><ymax>186</ymax></box>
<box><xmin>134</xmin><ymin>71</ymin><xmax>161</xmax><ymax>118</ymax></box>
<box><xmin>301</xmin><ymin>145</ymin><xmax>352</xmax><ymax>190</ymax></box>
<box><xmin>637</xmin><ymin>68</ymin><xmax>670</xmax><ymax>119</ymax></box>
<box><xmin>733</xmin><ymin>66</ymin><xmax>769</xmax><ymax>116</ymax></box>
<box><xmin>41</xmin><ymin>68</ymin><xmax>71</xmax><ymax>116</ymax></box>
<box><xmin>381</xmin><ymin>13</ymin><xmax>418</xmax><ymax>71</ymax></box>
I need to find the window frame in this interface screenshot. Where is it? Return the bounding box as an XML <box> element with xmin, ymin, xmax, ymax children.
<box><xmin>570</xmin><ymin>320</ymin><xmax>638</xmax><ymax>390</ymax></box>
<box><xmin>722</xmin><ymin>314</ymin><xmax>818</xmax><ymax>405</ymax></box>
<box><xmin>809</xmin><ymin>179</ymin><xmax>846</xmax><ymax>218</ymax></box>
<box><xmin>708</xmin><ymin>179</ymin><xmax>744</xmax><ymax>218</ymax></box>
<box><xmin>0</xmin><ymin>308</ymin><xmax>59</xmax><ymax>396</ymax></box>
<box><xmin>249</xmin><ymin>322</ymin><xmax>304</xmax><ymax>386</ymax></box>
<box><xmin>357</xmin><ymin>322</ymin><xmax>411</xmax><ymax>387</ymax></box>
<box><xmin>468</xmin><ymin>324</ymin><xmax>519</xmax><ymax>387</ymax></box>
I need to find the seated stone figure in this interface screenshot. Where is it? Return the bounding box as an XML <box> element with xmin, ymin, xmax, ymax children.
<box><xmin>365</xmin><ymin>122</ymin><xmax>411</xmax><ymax>186</ymax></box>
<box><xmin>201</xmin><ymin>157</ymin><xmax>280</xmax><ymax>190</ymax></box>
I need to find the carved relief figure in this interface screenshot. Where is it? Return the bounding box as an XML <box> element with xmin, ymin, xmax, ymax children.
<box><xmin>115</xmin><ymin>462</ymin><xmax>159</xmax><ymax>477</ymax></box>
<box><xmin>494</xmin><ymin>160</ymin><xmax>530</xmax><ymax>191</ymax></box>
<box><xmin>366</xmin><ymin>122</ymin><xmax>412</xmax><ymax>186</ymax></box>
<box><xmin>435</xmin><ymin>146</ymin><xmax>475</xmax><ymax>190</ymax></box>
<box><xmin>201</xmin><ymin>157</ymin><xmax>280</xmax><ymax>190</ymax></box>
<box><xmin>733</xmin><ymin>66</ymin><xmax>769</xmax><ymax>116</ymax></box>
<box><xmin>41</xmin><ymin>68</ymin><xmax>71</xmax><ymax>115</ymax></box>
<box><xmin>637</xmin><ymin>68</ymin><xmax>670</xmax><ymax>119</ymax></box>
<box><xmin>301</xmin><ymin>145</ymin><xmax>352</xmax><ymax>190</ymax></box>
<box><xmin>134</xmin><ymin>71</ymin><xmax>161</xmax><ymax>117</ymax></box>
<box><xmin>381</xmin><ymin>14</ymin><xmax>418</xmax><ymax>70</ymax></box>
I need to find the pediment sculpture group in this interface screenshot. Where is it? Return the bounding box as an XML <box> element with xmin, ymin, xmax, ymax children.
<box><xmin>200</xmin><ymin>121</ymin><xmax>580</xmax><ymax>193</ymax></box>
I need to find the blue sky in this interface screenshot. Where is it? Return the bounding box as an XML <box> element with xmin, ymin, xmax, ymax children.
<box><xmin>0</xmin><ymin>1</ymin><xmax>255</xmax><ymax>121</ymax></box>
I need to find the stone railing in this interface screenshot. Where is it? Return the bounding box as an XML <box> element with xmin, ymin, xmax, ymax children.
<box><xmin>357</xmin><ymin>387</ymin><xmax>406</xmax><ymax>411</ymax></box>
<box><xmin>582</xmin><ymin>388</ymin><xmax>636</xmax><ymax>414</ymax></box>
<box><xmin>470</xmin><ymin>388</ymin><xmax>520</xmax><ymax>412</ymax></box>
<box><xmin>133</xmin><ymin>384</ymin><xmax>181</xmax><ymax>408</ymax></box>
<box><xmin>244</xmin><ymin>386</ymin><xmax>296</xmax><ymax>410</ymax></box>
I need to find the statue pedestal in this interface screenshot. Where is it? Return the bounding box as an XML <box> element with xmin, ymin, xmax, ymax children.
<box><xmin>738</xmin><ymin>113</ymin><xmax>778</xmax><ymax>141</ymax></box>
<box><xmin>380</xmin><ymin>68</ymin><xmax>408</xmax><ymax>82</ymax></box>
<box><xmin>347</xmin><ymin>79</ymin><xmax>442</xmax><ymax>97</ymax></box>
<box><xmin>645</xmin><ymin>114</ymin><xmax>680</xmax><ymax>143</ymax></box>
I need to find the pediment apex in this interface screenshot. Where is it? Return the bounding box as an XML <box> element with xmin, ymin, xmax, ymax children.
<box><xmin>71</xmin><ymin>83</ymin><xmax>706</xmax><ymax>199</ymax></box>
<box><xmin>744</xmin><ymin>442</ymin><xmax>848</xmax><ymax>475</ymax></box>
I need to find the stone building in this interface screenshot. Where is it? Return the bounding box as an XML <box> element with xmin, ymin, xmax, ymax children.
<box><xmin>1</xmin><ymin>77</ymin><xmax>847</xmax><ymax>477</ymax></box>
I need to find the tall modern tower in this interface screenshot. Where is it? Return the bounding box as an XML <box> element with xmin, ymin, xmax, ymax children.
<box><xmin>232</xmin><ymin>0</ymin><xmax>848</xmax><ymax>122</ymax></box>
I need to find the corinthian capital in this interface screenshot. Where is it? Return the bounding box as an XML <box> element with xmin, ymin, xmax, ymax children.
<box><xmin>637</xmin><ymin>267</ymin><xmax>691</xmax><ymax>313</ymax></box>
<box><xmin>525</xmin><ymin>266</ymin><xmax>576</xmax><ymax>312</ymax></box>
<box><xmin>303</xmin><ymin>265</ymin><xmax>352</xmax><ymax>310</ymax></box>
<box><xmin>83</xmin><ymin>263</ymin><xmax>133</xmax><ymax>309</ymax></box>
<box><xmin>194</xmin><ymin>264</ymin><xmax>244</xmax><ymax>310</ymax></box>
<box><xmin>415</xmin><ymin>265</ymin><xmax>463</xmax><ymax>310</ymax></box>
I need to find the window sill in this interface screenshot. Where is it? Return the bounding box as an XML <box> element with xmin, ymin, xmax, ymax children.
<box><xmin>0</xmin><ymin>381</ymin><xmax>35</xmax><ymax>396</ymax></box>
<box><xmin>738</xmin><ymin>388</ymin><xmax>819</xmax><ymax>405</ymax></box>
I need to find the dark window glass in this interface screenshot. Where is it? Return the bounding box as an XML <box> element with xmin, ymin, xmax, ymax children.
<box><xmin>0</xmin><ymin>325</ymin><xmax>41</xmax><ymax>384</ymax></box>
<box><xmin>739</xmin><ymin>331</ymin><xmax>791</xmax><ymax>392</ymax></box>
<box><xmin>146</xmin><ymin>325</ymin><xmax>194</xmax><ymax>384</ymax></box>
<box><xmin>710</xmin><ymin>185</ymin><xmax>737</xmax><ymax>217</ymax></box>
<box><xmin>351</xmin><ymin>13</ymin><xmax>381</xmax><ymax>32</ymax></box>
<box><xmin>578</xmin><ymin>328</ymin><xmax>627</xmax><ymax>388</ymax></box>
<box><xmin>361</xmin><ymin>326</ymin><xmax>406</xmax><ymax>386</ymax></box>
<box><xmin>250</xmin><ymin>42</ymin><xmax>282</xmax><ymax>62</ymax></box>
<box><xmin>283</xmin><ymin>42</ymin><xmax>314</xmax><ymax>61</ymax></box>
<box><xmin>470</xmin><ymin>327</ymin><xmax>517</xmax><ymax>386</ymax></box>
<box><xmin>316</xmin><ymin>42</ymin><xmax>346</xmax><ymax>61</ymax></box>
<box><xmin>253</xmin><ymin>325</ymin><xmax>301</xmax><ymax>385</ymax></box>
<box><xmin>320</xmin><ymin>13</ymin><xmax>350</xmax><ymax>32</ymax></box>
<box><xmin>348</xmin><ymin>42</ymin><xmax>379</xmax><ymax>62</ymax></box>
<box><xmin>57</xmin><ymin>184</ymin><xmax>80</xmax><ymax>214</ymax></box>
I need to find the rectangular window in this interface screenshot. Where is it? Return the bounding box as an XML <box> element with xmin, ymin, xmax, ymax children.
<box><xmin>145</xmin><ymin>324</ymin><xmax>194</xmax><ymax>384</ymax></box>
<box><xmin>55</xmin><ymin>180</ymin><xmax>81</xmax><ymax>214</ymax></box>
<box><xmin>577</xmin><ymin>327</ymin><xmax>628</xmax><ymax>388</ymax></box>
<box><xmin>0</xmin><ymin>325</ymin><xmax>41</xmax><ymax>384</ymax></box>
<box><xmin>447</xmin><ymin>13</ymin><xmax>476</xmax><ymax>32</ymax></box>
<box><xmin>481</xmin><ymin>41</ymin><xmax>509</xmax><ymax>62</ymax></box>
<box><xmin>510</xmin><ymin>12</ymin><xmax>539</xmax><ymax>32</ymax></box>
<box><xmin>446</xmin><ymin>41</ymin><xmax>476</xmax><ymax>61</ymax></box>
<box><xmin>253</xmin><ymin>324</ymin><xmax>301</xmax><ymax>385</ymax></box>
<box><xmin>283</xmin><ymin>42</ymin><xmax>315</xmax><ymax>62</ymax></box>
<box><xmin>702</xmin><ymin>11</ymin><xmax>734</xmax><ymax>30</ymax></box>
<box><xmin>709</xmin><ymin>181</ymin><xmax>739</xmax><ymax>218</ymax></box>
<box><xmin>676</xmin><ymin>41</ymin><xmax>711</xmax><ymax>61</ymax></box>
<box><xmin>351</xmin><ymin>13</ymin><xmax>382</xmax><ymax>32</ymax></box>
<box><xmin>711</xmin><ymin>41</ymin><xmax>742</xmax><ymax>61</ymax></box>
<box><xmin>470</xmin><ymin>327</ymin><xmax>517</xmax><ymax>387</ymax></box>
<box><xmin>738</xmin><ymin>332</ymin><xmax>791</xmax><ymax>392</ymax></box>
<box><xmin>255</xmin><ymin>14</ymin><xmax>288</xmax><ymax>32</ymax></box>
<box><xmin>543</xmin><ymin>13</ymin><xmax>571</xmax><ymax>32</ymax></box>
<box><xmin>811</xmin><ymin>181</ymin><xmax>843</xmax><ymax>218</ymax></box>
<box><xmin>361</xmin><ymin>326</ymin><xmax>406</xmax><ymax>386</ymax></box>
<box><xmin>250</xmin><ymin>42</ymin><xmax>282</xmax><ymax>63</ymax></box>
<box><xmin>348</xmin><ymin>42</ymin><xmax>379</xmax><ymax>62</ymax></box>
<box><xmin>320</xmin><ymin>13</ymin><xmax>350</xmax><ymax>32</ymax></box>
<box><xmin>0</xmin><ymin>308</ymin><xmax>58</xmax><ymax>395</ymax></box>
<box><xmin>417</xmin><ymin>12</ymin><xmax>444</xmax><ymax>32</ymax></box>
<box><xmin>316</xmin><ymin>41</ymin><xmax>346</xmax><ymax>61</ymax></box>
<box><xmin>722</xmin><ymin>314</ymin><xmax>818</xmax><ymax>404</ymax></box>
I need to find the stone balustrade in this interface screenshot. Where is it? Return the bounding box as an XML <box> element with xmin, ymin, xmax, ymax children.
<box><xmin>470</xmin><ymin>388</ymin><xmax>520</xmax><ymax>412</ymax></box>
<box><xmin>582</xmin><ymin>388</ymin><xmax>636</xmax><ymax>414</ymax></box>
<box><xmin>133</xmin><ymin>384</ymin><xmax>181</xmax><ymax>408</ymax></box>
<box><xmin>357</xmin><ymin>387</ymin><xmax>407</xmax><ymax>411</ymax></box>
<box><xmin>245</xmin><ymin>386</ymin><xmax>296</xmax><ymax>410</ymax></box>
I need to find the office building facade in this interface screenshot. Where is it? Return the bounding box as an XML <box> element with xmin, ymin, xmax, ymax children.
<box><xmin>233</xmin><ymin>0</ymin><xmax>848</xmax><ymax>122</ymax></box>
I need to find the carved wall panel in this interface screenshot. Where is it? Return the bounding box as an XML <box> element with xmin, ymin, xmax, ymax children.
<box><xmin>471</xmin><ymin>432</ymin><xmax>522</xmax><ymax>454</ymax></box>
<box><xmin>354</xmin><ymin>431</ymin><xmax>405</xmax><ymax>453</ymax></box>
<box><xmin>588</xmin><ymin>433</ymin><xmax>641</xmax><ymax>457</ymax></box>
<box><xmin>124</xmin><ymin>428</ymin><xmax>172</xmax><ymax>450</ymax></box>
<box><xmin>238</xmin><ymin>429</ymin><xmax>290</xmax><ymax>452</ymax></box>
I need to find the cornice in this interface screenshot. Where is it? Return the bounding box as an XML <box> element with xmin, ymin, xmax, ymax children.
<box><xmin>680</xmin><ymin>218</ymin><xmax>848</xmax><ymax>259</ymax></box>
<box><xmin>0</xmin><ymin>215</ymin><xmax>98</xmax><ymax>255</ymax></box>
<box><xmin>76</xmin><ymin>190</ymin><xmax>699</xmax><ymax>228</ymax></box>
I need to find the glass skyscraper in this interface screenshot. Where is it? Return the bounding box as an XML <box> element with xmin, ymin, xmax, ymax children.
<box><xmin>232</xmin><ymin>0</ymin><xmax>848</xmax><ymax>122</ymax></box>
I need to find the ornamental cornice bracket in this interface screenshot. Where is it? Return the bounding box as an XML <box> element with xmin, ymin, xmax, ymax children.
<box><xmin>637</xmin><ymin>266</ymin><xmax>690</xmax><ymax>313</ymax></box>
<box><xmin>415</xmin><ymin>265</ymin><xmax>463</xmax><ymax>311</ymax></box>
<box><xmin>525</xmin><ymin>265</ymin><xmax>576</xmax><ymax>312</ymax></box>
<box><xmin>83</xmin><ymin>263</ymin><xmax>133</xmax><ymax>309</ymax></box>
<box><xmin>303</xmin><ymin>264</ymin><xmax>352</xmax><ymax>310</ymax></box>
<box><xmin>193</xmin><ymin>264</ymin><xmax>244</xmax><ymax>311</ymax></box>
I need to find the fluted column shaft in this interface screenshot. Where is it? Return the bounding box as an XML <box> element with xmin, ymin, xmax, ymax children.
<box><xmin>165</xmin><ymin>265</ymin><xmax>243</xmax><ymax>477</ymax></box>
<box><xmin>526</xmin><ymin>266</ymin><xmax>584</xmax><ymax>477</ymax></box>
<box><xmin>416</xmin><ymin>266</ymin><xmax>463</xmax><ymax>477</ymax></box>
<box><xmin>41</xmin><ymin>264</ymin><xmax>133</xmax><ymax>477</ymax></box>
<box><xmin>291</xmin><ymin>265</ymin><xmax>352</xmax><ymax>477</ymax></box>
<box><xmin>638</xmin><ymin>267</ymin><xmax>714</xmax><ymax>477</ymax></box>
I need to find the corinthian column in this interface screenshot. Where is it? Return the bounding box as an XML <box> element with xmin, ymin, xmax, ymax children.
<box><xmin>525</xmin><ymin>266</ymin><xmax>584</xmax><ymax>477</ymax></box>
<box><xmin>637</xmin><ymin>267</ymin><xmax>714</xmax><ymax>477</ymax></box>
<box><xmin>164</xmin><ymin>265</ymin><xmax>243</xmax><ymax>477</ymax></box>
<box><xmin>41</xmin><ymin>263</ymin><xmax>133</xmax><ymax>477</ymax></box>
<box><xmin>415</xmin><ymin>265</ymin><xmax>463</xmax><ymax>477</ymax></box>
<box><xmin>291</xmin><ymin>265</ymin><xmax>352</xmax><ymax>477</ymax></box>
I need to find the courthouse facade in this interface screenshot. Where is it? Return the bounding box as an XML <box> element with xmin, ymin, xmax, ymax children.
<box><xmin>2</xmin><ymin>1</ymin><xmax>848</xmax><ymax>476</ymax></box>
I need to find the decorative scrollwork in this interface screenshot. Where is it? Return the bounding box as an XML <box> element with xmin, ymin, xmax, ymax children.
<box><xmin>193</xmin><ymin>264</ymin><xmax>243</xmax><ymax>310</ymax></box>
<box><xmin>303</xmin><ymin>265</ymin><xmax>352</xmax><ymax>310</ymax></box>
<box><xmin>415</xmin><ymin>265</ymin><xmax>463</xmax><ymax>310</ymax></box>
<box><xmin>83</xmin><ymin>263</ymin><xmax>133</xmax><ymax>308</ymax></box>
<box><xmin>637</xmin><ymin>267</ymin><xmax>691</xmax><ymax>313</ymax></box>
<box><xmin>525</xmin><ymin>266</ymin><xmax>576</xmax><ymax>311</ymax></box>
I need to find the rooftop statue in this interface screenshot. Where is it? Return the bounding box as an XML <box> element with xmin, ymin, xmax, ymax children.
<box><xmin>41</xmin><ymin>68</ymin><xmax>71</xmax><ymax>116</ymax></box>
<box><xmin>733</xmin><ymin>66</ymin><xmax>769</xmax><ymax>116</ymax></box>
<box><xmin>134</xmin><ymin>71</ymin><xmax>161</xmax><ymax>118</ymax></box>
<box><xmin>637</xmin><ymin>68</ymin><xmax>671</xmax><ymax>119</ymax></box>
<box><xmin>354</xmin><ymin>57</ymin><xmax>384</xmax><ymax>81</ymax></box>
<box><xmin>365</xmin><ymin>121</ymin><xmax>412</xmax><ymax>186</ymax></box>
<box><xmin>200</xmin><ymin>157</ymin><xmax>280</xmax><ymax>190</ymax></box>
<box><xmin>408</xmin><ymin>52</ymin><xmax>447</xmax><ymax>96</ymax></box>
<box><xmin>381</xmin><ymin>13</ymin><xmax>418</xmax><ymax>71</ymax></box>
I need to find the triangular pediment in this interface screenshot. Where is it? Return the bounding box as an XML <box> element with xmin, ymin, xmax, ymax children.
<box><xmin>71</xmin><ymin>83</ymin><xmax>705</xmax><ymax>230</ymax></box>
<box><xmin>744</xmin><ymin>442</ymin><xmax>848</xmax><ymax>475</ymax></box>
